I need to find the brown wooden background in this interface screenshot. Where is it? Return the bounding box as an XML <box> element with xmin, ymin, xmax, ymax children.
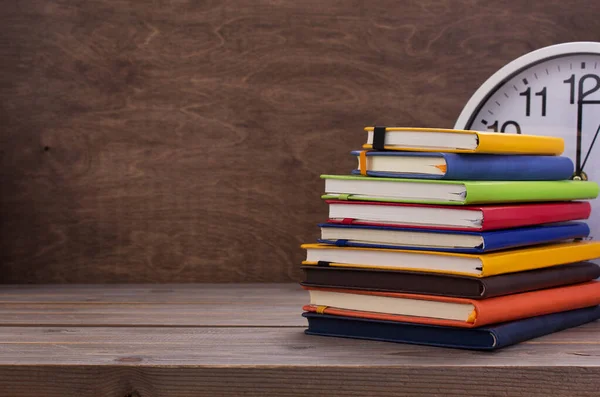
<box><xmin>1</xmin><ymin>0</ymin><xmax>599</xmax><ymax>283</ymax></box>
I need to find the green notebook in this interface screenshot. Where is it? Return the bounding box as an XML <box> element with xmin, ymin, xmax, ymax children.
<box><xmin>321</xmin><ymin>175</ymin><xmax>599</xmax><ymax>205</ymax></box>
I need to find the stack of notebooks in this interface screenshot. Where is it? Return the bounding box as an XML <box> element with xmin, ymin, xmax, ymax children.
<box><xmin>300</xmin><ymin>127</ymin><xmax>600</xmax><ymax>350</ymax></box>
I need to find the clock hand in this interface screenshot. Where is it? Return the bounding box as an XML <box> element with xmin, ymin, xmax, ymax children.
<box><xmin>580</xmin><ymin>123</ymin><xmax>600</xmax><ymax>173</ymax></box>
<box><xmin>576</xmin><ymin>97</ymin><xmax>583</xmax><ymax>177</ymax></box>
<box><xmin>575</xmin><ymin>74</ymin><xmax>600</xmax><ymax>178</ymax></box>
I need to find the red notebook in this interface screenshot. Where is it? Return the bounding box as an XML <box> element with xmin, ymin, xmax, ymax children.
<box><xmin>303</xmin><ymin>281</ymin><xmax>600</xmax><ymax>328</ymax></box>
<box><xmin>325</xmin><ymin>200</ymin><xmax>591</xmax><ymax>231</ymax></box>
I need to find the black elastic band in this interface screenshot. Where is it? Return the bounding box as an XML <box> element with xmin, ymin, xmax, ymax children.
<box><xmin>334</xmin><ymin>239</ymin><xmax>349</xmax><ymax>247</ymax></box>
<box><xmin>373</xmin><ymin>126</ymin><xmax>386</xmax><ymax>150</ymax></box>
<box><xmin>317</xmin><ymin>261</ymin><xmax>331</xmax><ymax>267</ymax></box>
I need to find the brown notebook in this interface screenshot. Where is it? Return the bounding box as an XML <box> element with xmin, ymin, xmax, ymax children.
<box><xmin>300</xmin><ymin>262</ymin><xmax>600</xmax><ymax>299</ymax></box>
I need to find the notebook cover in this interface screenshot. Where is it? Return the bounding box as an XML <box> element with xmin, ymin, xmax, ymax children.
<box><xmin>350</xmin><ymin>151</ymin><xmax>574</xmax><ymax>181</ymax></box>
<box><xmin>326</xmin><ymin>200</ymin><xmax>592</xmax><ymax>231</ymax></box>
<box><xmin>301</xmin><ymin>241</ymin><xmax>600</xmax><ymax>277</ymax></box>
<box><xmin>322</xmin><ymin>175</ymin><xmax>599</xmax><ymax>205</ymax></box>
<box><xmin>362</xmin><ymin>127</ymin><xmax>564</xmax><ymax>155</ymax></box>
<box><xmin>302</xmin><ymin>306</ymin><xmax>600</xmax><ymax>351</ymax></box>
<box><xmin>301</xmin><ymin>262</ymin><xmax>600</xmax><ymax>299</ymax></box>
<box><xmin>317</xmin><ymin>222</ymin><xmax>590</xmax><ymax>253</ymax></box>
<box><xmin>302</xmin><ymin>281</ymin><xmax>600</xmax><ymax>328</ymax></box>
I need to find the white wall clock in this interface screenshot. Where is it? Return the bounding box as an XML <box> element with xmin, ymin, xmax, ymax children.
<box><xmin>455</xmin><ymin>41</ymin><xmax>600</xmax><ymax>248</ymax></box>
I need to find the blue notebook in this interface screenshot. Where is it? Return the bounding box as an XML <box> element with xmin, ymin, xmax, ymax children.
<box><xmin>318</xmin><ymin>221</ymin><xmax>590</xmax><ymax>253</ymax></box>
<box><xmin>303</xmin><ymin>306</ymin><xmax>600</xmax><ymax>350</ymax></box>
<box><xmin>350</xmin><ymin>151</ymin><xmax>574</xmax><ymax>180</ymax></box>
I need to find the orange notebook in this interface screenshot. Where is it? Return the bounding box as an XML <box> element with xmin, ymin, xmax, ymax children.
<box><xmin>302</xmin><ymin>281</ymin><xmax>600</xmax><ymax>328</ymax></box>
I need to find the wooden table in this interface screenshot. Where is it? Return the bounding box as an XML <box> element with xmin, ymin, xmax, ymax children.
<box><xmin>0</xmin><ymin>284</ymin><xmax>598</xmax><ymax>396</ymax></box>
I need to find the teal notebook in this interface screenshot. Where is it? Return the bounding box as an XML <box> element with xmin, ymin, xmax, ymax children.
<box><xmin>320</xmin><ymin>174</ymin><xmax>599</xmax><ymax>205</ymax></box>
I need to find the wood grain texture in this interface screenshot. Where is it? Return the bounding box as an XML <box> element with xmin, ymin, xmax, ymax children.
<box><xmin>1</xmin><ymin>367</ymin><xmax>599</xmax><ymax>397</ymax></box>
<box><xmin>1</xmin><ymin>326</ymin><xmax>600</xmax><ymax>366</ymax></box>
<box><xmin>0</xmin><ymin>284</ymin><xmax>599</xmax><ymax>396</ymax></box>
<box><xmin>2</xmin><ymin>1</ymin><xmax>600</xmax><ymax>282</ymax></box>
<box><xmin>0</xmin><ymin>284</ymin><xmax>306</xmax><ymax>326</ymax></box>
<box><xmin>0</xmin><ymin>283</ymin><xmax>306</xmax><ymax>303</ymax></box>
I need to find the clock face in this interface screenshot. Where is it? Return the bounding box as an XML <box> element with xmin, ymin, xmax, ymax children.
<box><xmin>455</xmin><ymin>42</ymin><xmax>600</xmax><ymax>251</ymax></box>
<box><xmin>463</xmin><ymin>53</ymin><xmax>600</xmax><ymax>180</ymax></box>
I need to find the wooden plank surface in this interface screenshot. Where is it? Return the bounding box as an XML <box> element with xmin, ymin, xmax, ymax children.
<box><xmin>0</xmin><ymin>284</ymin><xmax>599</xmax><ymax>396</ymax></box>
<box><xmin>0</xmin><ymin>284</ymin><xmax>305</xmax><ymax>326</ymax></box>
<box><xmin>1</xmin><ymin>367</ymin><xmax>598</xmax><ymax>397</ymax></box>
<box><xmin>2</xmin><ymin>0</ymin><xmax>600</xmax><ymax>283</ymax></box>
<box><xmin>1</xmin><ymin>326</ymin><xmax>599</xmax><ymax>366</ymax></box>
<box><xmin>0</xmin><ymin>283</ymin><xmax>306</xmax><ymax>303</ymax></box>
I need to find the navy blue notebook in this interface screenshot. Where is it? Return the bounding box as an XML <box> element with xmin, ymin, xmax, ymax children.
<box><xmin>350</xmin><ymin>151</ymin><xmax>574</xmax><ymax>181</ymax></box>
<box><xmin>318</xmin><ymin>221</ymin><xmax>590</xmax><ymax>253</ymax></box>
<box><xmin>303</xmin><ymin>306</ymin><xmax>600</xmax><ymax>350</ymax></box>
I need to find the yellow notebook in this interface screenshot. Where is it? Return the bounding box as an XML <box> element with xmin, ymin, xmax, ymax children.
<box><xmin>301</xmin><ymin>241</ymin><xmax>600</xmax><ymax>277</ymax></box>
<box><xmin>362</xmin><ymin>127</ymin><xmax>564</xmax><ymax>155</ymax></box>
